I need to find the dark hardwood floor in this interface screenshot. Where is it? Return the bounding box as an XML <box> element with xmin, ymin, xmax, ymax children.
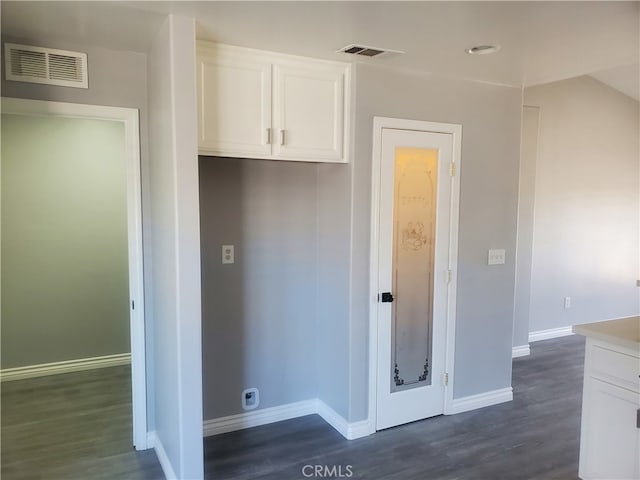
<box><xmin>1</xmin><ymin>365</ymin><xmax>163</xmax><ymax>480</ymax></box>
<box><xmin>1</xmin><ymin>335</ymin><xmax>585</xmax><ymax>479</ymax></box>
<box><xmin>204</xmin><ymin>335</ymin><xmax>586</xmax><ymax>480</ymax></box>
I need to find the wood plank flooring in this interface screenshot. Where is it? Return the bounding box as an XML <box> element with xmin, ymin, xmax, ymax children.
<box><xmin>204</xmin><ymin>335</ymin><xmax>586</xmax><ymax>480</ymax></box>
<box><xmin>2</xmin><ymin>335</ymin><xmax>585</xmax><ymax>479</ymax></box>
<box><xmin>1</xmin><ymin>365</ymin><xmax>163</xmax><ymax>480</ymax></box>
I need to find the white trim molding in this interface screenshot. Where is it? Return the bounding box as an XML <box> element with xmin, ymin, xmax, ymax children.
<box><xmin>315</xmin><ymin>400</ymin><xmax>349</xmax><ymax>438</ymax></box>
<box><xmin>1</xmin><ymin>353</ymin><xmax>131</xmax><ymax>382</ymax></box>
<box><xmin>315</xmin><ymin>400</ymin><xmax>373</xmax><ymax>440</ymax></box>
<box><xmin>203</xmin><ymin>400</ymin><xmax>316</xmax><ymax>437</ymax></box>
<box><xmin>147</xmin><ymin>431</ymin><xmax>178</xmax><ymax>480</ymax></box>
<box><xmin>529</xmin><ymin>326</ymin><xmax>574</xmax><ymax>343</ymax></box>
<box><xmin>203</xmin><ymin>399</ymin><xmax>373</xmax><ymax>441</ymax></box>
<box><xmin>512</xmin><ymin>344</ymin><xmax>531</xmax><ymax>358</ymax></box>
<box><xmin>449</xmin><ymin>387</ymin><xmax>513</xmax><ymax>415</ymax></box>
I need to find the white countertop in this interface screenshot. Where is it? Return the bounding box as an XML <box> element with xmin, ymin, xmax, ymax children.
<box><xmin>573</xmin><ymin>316</ymin><xmax>640</xmax><ymax>352</ymax></box>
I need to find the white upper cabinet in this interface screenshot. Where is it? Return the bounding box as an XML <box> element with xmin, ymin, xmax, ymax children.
<box><xmin>197</xmin><ymin>45</ymin><xmax>272</xmax><ymax>157</ymax></box>
<box><xmin>197</xmin><ymin>42</ymin><xmax>350</xmax><ymax>163</ymax></box>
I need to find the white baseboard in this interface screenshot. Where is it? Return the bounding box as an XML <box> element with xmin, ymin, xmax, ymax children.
<box><xmin>203</xmin><ymin>399</ymin><xmax>316</xmax><ymax>437</ymax></box>
<box><xmin>346</xmin><ymin>418</ymin><xmax>375</xmax><ymax>440</ymax></box>
<box><xmin>205</xmin><ymin>390</ymin><xmax>518</xmax><ymax>439</ymax></box>
<box><xmin>315</xmin><ymin>399</ymin><xmax>349</xmax><ymax>438</ymax></box>
<box><xmin>203</xmin><ymin>398</ymin><xmax>373</xmax><ymax>441</ymax></box>
<box><xmin>1</xmin><ymin>353</ymin><xmax>131</xmax><ymax>382</ymax></box>
<box><xmin>147</xmin><ymin>431</ymin><xmax>177</xmax><ymax>480</ymax></box>
<box><xmin>512</xmin><ymin>344</ymin><xmax>531</xmax><ymax>358</ymax></box>
<box><xmin>315</xmin><ymin>399</ymin><xmax>373</xmax><ymax>440</ymax></box>
<box><xmin>449</xmin><ymin>387</ymin><xmax>513</xmax><ymax>415</ymax></box>
<box><xmin>529</xmin><ymin>326</ymin><xmax>574</xmax><ymax>343</ymax></box>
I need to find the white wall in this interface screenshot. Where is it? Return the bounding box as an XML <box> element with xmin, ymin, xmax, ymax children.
<box><xmin>523</xmin><ymin>77</ymin><xmax>639</xmax><ymax>333</ymax></box>
<box><xmin>147</xmin><ymin>15</ymin><xmax>203</xmax><ymax>479</ymax></box>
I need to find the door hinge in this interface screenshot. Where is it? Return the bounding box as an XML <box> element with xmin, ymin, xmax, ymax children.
<box><xmin>446</xmin><ymin>270</ymin><xmax>452</xmax><ymax>284</ymax></box>
<box><xmin>450</xmin><ymin>162</ymin><xmax>456</xmax><ymax>177</ymax></box>
<box><xmin>443</xmin><ymin>372</ymin><xmax>449</xmax><ymax>386</ymax></box>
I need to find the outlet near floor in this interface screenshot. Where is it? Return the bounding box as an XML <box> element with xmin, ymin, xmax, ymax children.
<box><xmin>242</xmin><ymin>387</ymin><xmax>259</xmax><ymax>410</ymax></box>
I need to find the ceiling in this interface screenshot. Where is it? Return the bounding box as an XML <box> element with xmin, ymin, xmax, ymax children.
<box><xmin>2</xmin><ymin>1</ymin><xmax>638</xmax><ymax>96</ymax></box>
<box><xmin>590</xmin><ymin>63</ymin><xmax>639</xmax><ymax>101</ymax></box>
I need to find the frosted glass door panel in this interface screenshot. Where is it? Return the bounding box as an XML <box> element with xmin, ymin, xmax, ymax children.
<box><xmin>391</xmin><ymin>147</ymin><xmax>438</xmax><ymax>392</ymax></box>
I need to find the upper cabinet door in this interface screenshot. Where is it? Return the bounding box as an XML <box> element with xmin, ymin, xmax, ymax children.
<box><xmin>273</xmin><ymin>62</ymin><xmax>346</xmax><ymax>162</ymax></box>
<box><xmin>197</xmin><ymin>47</ymin><xmax>272</xmax><ymax>158</ymax></box>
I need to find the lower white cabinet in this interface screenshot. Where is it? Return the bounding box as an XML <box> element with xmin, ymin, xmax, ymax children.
<box><xmin>578</xmin><ymin>338</ymin><xmax>640</xmax><ymax>480</ymax></box>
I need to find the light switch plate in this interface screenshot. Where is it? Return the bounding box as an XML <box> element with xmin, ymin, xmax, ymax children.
<box><xmin>222</xmin><ymin>245</ymin><xmax>234</xmax><ymax>264</ymax></box>
<box><xmin>488</xmin><ymin>249</ymin><xmax>506</xmax><ymax>265</ymax></box>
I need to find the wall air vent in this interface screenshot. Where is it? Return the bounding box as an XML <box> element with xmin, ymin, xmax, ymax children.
<box><xmin>4</xmin><ymin>43</ymin><xmax>88</xmax><ymax>89</ymax></box>
<box><xmin>337</xmin><ymin>44</ymin><xmax>405</xmax><ymax>58</ymax></box>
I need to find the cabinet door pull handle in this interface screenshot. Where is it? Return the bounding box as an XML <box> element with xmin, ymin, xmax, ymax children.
<box><xmin>637</xmin><ymin>408</ymin><xmax>640</xmax><ymax>429</ymax></box>
<box><xmin>280</xmin><ymin>129</ymin><xmax>286</xmax><ymax>146</ymax></box>
<box><xmin>266</xmin><ymin>128</ymin><xmax>272</xmax><ymax>145</ymax></box>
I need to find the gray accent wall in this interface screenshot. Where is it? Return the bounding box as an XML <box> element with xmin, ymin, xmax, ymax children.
<box><xmin>513</xmin><ymin>106</ymin><xmax>541</xmax><ymax>348</ymax></box>
<box><xmin>523</xmin><ymin>77</ymin><xmax>639</xmax><ymax>332</ymax></box>
<box><xmin>199</xmin><ymin>157</ymin><xmax>318</xmax><ymax>419</ymax></box>
<box><xmin>1</xmin><ymin>114</ymin><xmax>129</xmax><ymax>368</ymax></box>
<box><xmin>199</xmin><ymin>156</ymin><xmax>353</xmax><ymax>421</ymax></box>
<box><xmin>350</xmin><ymin>64</ymin><xmax>522</xmax><ymax>417</ymax></box>
<box><xmin>316</xmin><ymin>163</ymin><xmax>352</xmax><ymax>420</ymax></box>
<box><xmin>0</xmin><ymin>33</ymin><xmax>155</xmax><ymax>427</ymax></box>
<box><xmin>0</xmin><ymin>37</ymin><xmax>149</xmax><ymax>155</ymax></box>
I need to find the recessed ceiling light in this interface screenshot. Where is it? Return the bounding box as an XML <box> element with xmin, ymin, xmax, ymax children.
<box><xmin>466</xmin><ymin>45</ymin><xmax>501</xmax><ymax>55</ymax></box>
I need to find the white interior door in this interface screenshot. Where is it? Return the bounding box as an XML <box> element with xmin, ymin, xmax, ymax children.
<box><xmin>376</xmin><ymin>127</ymin><xmax>454</xmax><ymax>430</ymax></box>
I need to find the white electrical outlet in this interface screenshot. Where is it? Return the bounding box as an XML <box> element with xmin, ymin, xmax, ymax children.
<box><xmin>488</xmin><ymin>249</ymin><xmax>506</xmax><ymax>265</ymax></box>
<box><xmin>564</xmin><ymin>296</ymin><xmax>571</xmax><ymax>309</ymax></box>
<box><xmin>222</xmin><ymin>245</ymin><xmax>234</xmax><ymax>264</ymax></box>
<box><xmin>241</xmin><ymin>388</ymin><xmax>259</xmax><ymax>410</ymax></box>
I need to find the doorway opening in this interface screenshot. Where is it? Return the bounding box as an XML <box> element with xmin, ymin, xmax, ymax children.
<box><xmin>0</xmin><ymin>99</ymin><xmax>147</xmax><ymax>467</ymax></box>
<box><xmin>368</xmin><ymin>117</ymin><xmax>462</xmax><ymax>430</ymax></box>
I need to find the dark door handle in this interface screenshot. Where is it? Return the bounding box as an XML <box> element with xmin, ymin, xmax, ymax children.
<box><xmin>637</xmin><ymin>408</ymin><xmax>640</xmax><ymax>429</ymax></box>
<box><xmin>381</xmin><ymin>292</ymin><xmax>394</xmax><ymax>303</ymax></box>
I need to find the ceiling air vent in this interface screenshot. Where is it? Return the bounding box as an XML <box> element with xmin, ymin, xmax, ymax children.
<box><xmin>4</xmin><ymin>43</ymin><xmax>88</xmax><ymax>89</ymax></box>
<box><xmin>337</xmin><ymin>44</ymin><xmax>405</xmax><ymax>58</ymax></box>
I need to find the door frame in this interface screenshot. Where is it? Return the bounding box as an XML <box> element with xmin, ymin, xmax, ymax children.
<box><xmin>1</xmin><ymin>97</ymin><xmax>148</xmax><ymax>449</ymax></box>
<box><xmin>368</xmin><ymin>116</ymin><xmax>462</xmax><ymax>432</ymax></box>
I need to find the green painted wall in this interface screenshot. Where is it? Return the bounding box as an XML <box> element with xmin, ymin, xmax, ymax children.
<box><xmin>1</xmin><ymin>114</ymin><xmax>130</xmax><ymax>369</ymax></box>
